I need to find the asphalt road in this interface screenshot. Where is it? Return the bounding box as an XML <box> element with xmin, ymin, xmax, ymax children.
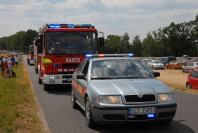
<box><xmin>26</xmin><ymin>62</ymin><xmax>198</xmax><ymax>133</ymax></box>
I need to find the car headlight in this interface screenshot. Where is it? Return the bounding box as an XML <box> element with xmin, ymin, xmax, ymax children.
<box><xmin>96</xmin><ymin>95</ymin><xmax>122</xmax><ymax>104</ymax></box>
<box><xmin>157</xmin><ymin>93</ymin><xmax>174</xmax><ymax>103</ymax></box>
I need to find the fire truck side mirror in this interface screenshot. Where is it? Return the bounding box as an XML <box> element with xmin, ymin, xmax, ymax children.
<box><xmin>98</xmin><ymin>37</ymin><xmax>105</xmax><ymax>48</ymax></box>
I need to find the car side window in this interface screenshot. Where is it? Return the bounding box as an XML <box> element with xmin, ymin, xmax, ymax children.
<box><xmin>82</xmin><ymin>61</ymin><xmax>89</xmax><ymax>77</ymax></box>
<box><xmin>191</xmin><ymin>72</ymin><xmax>198</xmax><ymax>78</ymax></box>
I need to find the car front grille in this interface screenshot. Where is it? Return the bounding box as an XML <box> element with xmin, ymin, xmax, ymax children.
<box><xmin>103</xmin><ymin>114</ymin><xmax>125</xmax><ymax>120</ymax></box>
<box><xmin>125</xmin><ymin>94</ymin><xmax>155</xmax><ymax>103</ymax></box>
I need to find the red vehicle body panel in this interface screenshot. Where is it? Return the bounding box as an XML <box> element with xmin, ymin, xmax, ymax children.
<box><xmin>187</xmin><ymin>70</ymin><xmax>198</xmax><ymax>89</ymax></box>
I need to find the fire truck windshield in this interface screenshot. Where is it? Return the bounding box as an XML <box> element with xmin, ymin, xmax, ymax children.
<box><xmin>46</xmin><ymin>32</ymin><xmax>97</xmax><ymax>54</ymax></box>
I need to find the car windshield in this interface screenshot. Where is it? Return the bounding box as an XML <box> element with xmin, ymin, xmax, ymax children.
<box><xmin>46</xmin><ymin>32</ymin><xmax>96</xmax><ymax>54</ymax></box>
<box><xmin>91</xmin><ymin>59</ymin><xmax>153</xmax><ymax>79</ymax></box>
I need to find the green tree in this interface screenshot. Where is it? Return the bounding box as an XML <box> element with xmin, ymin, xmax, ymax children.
<box><xmin>131</xmin><ymin>35</ymin><xmax>142</xmax><ymax>56</ymax></box>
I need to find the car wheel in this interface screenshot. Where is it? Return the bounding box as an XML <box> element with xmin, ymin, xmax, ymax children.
<box><xmin>186</xmin><ymin>83</ymin><xmax>192</xmax><ymax>89</ymax></box>
<box><xmin>71</xmin><ymin>89</ymin><xmax>78</xmax><ymax>109</ymax></box>
<box><xmin>85</xmin><ymin>97</ymin><xmax>95</xmax><ymax>128</ymax></box>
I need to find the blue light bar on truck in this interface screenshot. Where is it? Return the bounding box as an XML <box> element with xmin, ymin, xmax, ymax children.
<box><xmin>49</xmin><ymin>24</ymin><xmax>61</xmax><ymax>28</ymax></box>
<box><xmin>85</xmin><ymin>53</ymin><xmax>134</xmax><ymax>58</ymax></box>
<box><xmin>48</xmin><ymin>24</ymin><xmax>93</xmax><ymax>29</ymax></box>
<box><xmin>80</xmin><ymin>24</ymin><xmax>93</xmax><ymax>28</ymax></box>
<box><xmin>67</xmin><ymin>24</ymin><xmax>75</xmax><ymax>28</ymax></box>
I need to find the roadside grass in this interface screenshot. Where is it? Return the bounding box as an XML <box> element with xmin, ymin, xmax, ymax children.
<box><xmin>157</xmin><ymin>70</ymin><xmax>198</xmax><ymax>95</ymax></box>
<box><xmin>0</xmin><ymin>63</ymin><xmax>43</xmax><ymax>133</ymax></box>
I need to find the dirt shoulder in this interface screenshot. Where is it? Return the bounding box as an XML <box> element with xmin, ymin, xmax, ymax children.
<box><xmin>157</xmin><ymin>70</ymin><xmax>198</xmax><ymax>95</ymax></box>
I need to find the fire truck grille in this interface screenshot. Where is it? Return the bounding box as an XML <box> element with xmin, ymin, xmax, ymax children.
<box><xmin>62</xmin><ymin>63</ymin><xmax>79</xmax><ymax>68</ymax></box>
<box><xmin>58</xmin><ymin>72</ymin><xmax>73</xmax><ymax>74</ymax></box>
<box><xmin>125</xmin><ymin>94</ymin><xmax>155</xmax><ymax>103</ymax></box>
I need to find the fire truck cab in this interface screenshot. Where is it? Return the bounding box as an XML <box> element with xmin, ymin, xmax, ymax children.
<box><xmin>27</xmin><ymin>44</ymin><xmax>34</xmax><ymax>65</ymax></box>
<box><xmin>34</xmin><ymin>24</ymin><xmax>104</xmax><ymax>89</ymax></box>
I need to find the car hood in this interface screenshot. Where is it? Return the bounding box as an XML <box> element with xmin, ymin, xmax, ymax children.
<box><xmin>89</xmin><ymin>79</ymin><xmax>172</xmax><ymax>95</ymax></box>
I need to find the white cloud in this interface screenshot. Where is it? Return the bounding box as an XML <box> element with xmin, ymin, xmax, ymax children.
<box><xmin>0</xmin><ymin>0</ymin><xmax>197</xmax><ymax>40</ymax></box>
<box><xmin>100</xmin><ymin>0</ymin><xmax>162</xmax><ymax>8</ymax></box>
<box><xmin>176</xmin><ymin>0</ymin><xmax>198</xmax><ymax>3</ymax></box>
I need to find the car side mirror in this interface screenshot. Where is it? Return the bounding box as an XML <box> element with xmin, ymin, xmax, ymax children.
<box><xmin>153</xmin><ymin>72</ymin><xmax>160</xmax><ymax>77</ymax></box>
<box><xmin>76</xmin><ymin>74</ymin><xmax>86</xmax><ymax>80</ymax></box>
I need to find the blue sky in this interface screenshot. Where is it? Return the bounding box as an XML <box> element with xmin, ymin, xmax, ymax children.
<box><xmin>0</xmin><ymin>0</ymin><xmax>198</xmax><ymax>39</ymax></box>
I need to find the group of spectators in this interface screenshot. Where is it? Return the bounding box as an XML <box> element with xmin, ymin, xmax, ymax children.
<box><xmin>0</xmin><ymin>54</ymin><xmax>19</xmax><ymax>78</ymax></box>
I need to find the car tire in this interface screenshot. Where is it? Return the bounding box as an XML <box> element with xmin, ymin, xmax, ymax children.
<box><xmin>85</xmin><ymin>97</ymin><xmax>95</xmax><ymax>128</ymax></box>
<box><xmin>71</xmin><ymin>89</ymin><xmax>78</xmax><ymax>109</ymax></box>
<box><xmin>186</xmin><ymin>83</ymin><xmax>192</xmax><ymax>89</ymax></box>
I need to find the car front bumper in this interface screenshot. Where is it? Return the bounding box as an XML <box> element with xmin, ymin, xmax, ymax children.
<box><xmin>43</xmin><ymin>74</ymin><xmax>72</xmax><ymax>84</ymax></box>
<box><xmin>92</xmin><ymin>103</ymin><xmax>177</xmax><ymax>123</ymax></box>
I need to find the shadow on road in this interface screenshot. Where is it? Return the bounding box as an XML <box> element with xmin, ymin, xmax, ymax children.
<box><xmin>45</xmin><ymin>85</ymin><xmax>72</xmax><ymax>96</ymax></box>
<box><xmin>91</xmin><ymin>120</ymin><xmax>195</xmax><ymax>133</ymax></box>
<box><xmin>74</xmin><ymin>106</ymin><xmax>195</xmax><ymax>133</ymax></box>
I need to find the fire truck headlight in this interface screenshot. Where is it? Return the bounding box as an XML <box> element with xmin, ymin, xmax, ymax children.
<box><xmin>43</xmin><ymin>58</ymin><xmax>52</xmax><ymax>64</ymax></box>
<box><xmin>49</xmin><ymin>76</ymin><xmax>55</xmax><ymax>79</ymax></box>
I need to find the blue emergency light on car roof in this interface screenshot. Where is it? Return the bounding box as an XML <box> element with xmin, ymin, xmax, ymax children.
<box><xmin>85</xmin><ymin>53</ymin><xmax>134</xmax><ymax>58</ymax></box>
<box><xmin>85</xmin><ymin>54</ymin><xmax>93</xmax><ymax>58</ymax></box>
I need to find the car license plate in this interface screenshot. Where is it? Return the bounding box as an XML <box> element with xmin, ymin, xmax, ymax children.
<box><xmin>128</xmin><ymin>107</ymin><xmax>156</xmax><ymax>114</ymax></box>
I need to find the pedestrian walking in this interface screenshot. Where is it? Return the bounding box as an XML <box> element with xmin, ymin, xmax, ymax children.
<box><xmin>7</xmin><ymin>57</ymin><xmax>13</xmax><ymax>78</ymax></box>
<box><xmin>14</xmin><ymin>55</ymin><xmax>19</xmax><ymax>67</ymax></box>
<box><xmin>2</xmin><ymin>56</ymin><xmax>8</xmax><ymax>78</ymax></box>
<box><xmin>0</xmin><ymin>56</ymin><xmax>3</xmax><ymax>76</ymax></box>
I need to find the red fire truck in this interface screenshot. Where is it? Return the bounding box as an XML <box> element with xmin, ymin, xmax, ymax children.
<box><xmin>34</xmin><ymin>24</ymin><xmax>104</xmax><ymax>89</ymax></box>
<box><xmin>27</xmin><ymin>44</ymin><xmax>34</xmax><ymax>65</ymax></box>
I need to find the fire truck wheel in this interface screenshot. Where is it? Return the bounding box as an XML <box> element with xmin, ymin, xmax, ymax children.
<box><xmin>44</xmin><ymin>84</ymin><xmax>50</xmax><ymax>90</ymax></box>
<box><xmin>35</xmin><ymin>67</ymin><xmax>38</xmax><ymax>73</ymax></box>
<box><xmin>38</xmin><ymin>78</ymin><xmax>42</xmax><ymax>84</ymax></box>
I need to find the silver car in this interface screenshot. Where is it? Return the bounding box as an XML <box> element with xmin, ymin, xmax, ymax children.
<box><xmin>71</xmin><ymin>54</ymin><xmax>177</xmax><ymax>128</ymax></box>
<box><xmin>148</xmin><ymin>60</ymin><xmax>165</xmax><ymax>69</ymax></box>
<box><xmin>182</xmin><ymin>62</ymin><xmax>198</xmax><ymax>73</ymax></box>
